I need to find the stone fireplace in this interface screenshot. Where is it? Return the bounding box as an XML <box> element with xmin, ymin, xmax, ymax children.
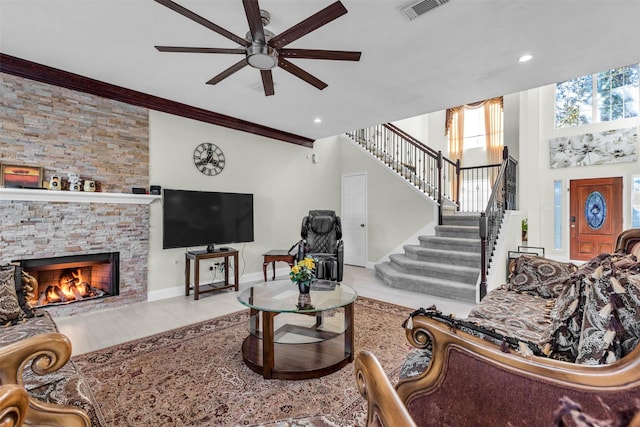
<box><xmin>0</xmin><ymin>195</ymin><xmax>155</xmax><ymax>316</ymax></box>
<box><xmin>16</xmin><ymin>252</ymin><xmax>120</xmax><ymax>308</ymax></box>
<box><xmin>0</xmin><ymin>72</ymin><xmax>153</xmax><ymax>316</ymax></box>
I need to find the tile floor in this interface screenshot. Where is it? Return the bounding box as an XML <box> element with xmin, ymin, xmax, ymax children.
<box><xmin>54</xmin><ymin>265</ymin><xmax>476</xmax><ymax>356</ymax></box>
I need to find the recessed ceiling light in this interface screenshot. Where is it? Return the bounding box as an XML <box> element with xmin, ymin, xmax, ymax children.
<box><xmin>314</xmin><ymin>118</ymin><xmax>322</xmax><ymax>124</ymax></box>
<box><xmin>518</xmin><ymin>54</ymin><xmax>533</xmax><ymax>63</ymax></box>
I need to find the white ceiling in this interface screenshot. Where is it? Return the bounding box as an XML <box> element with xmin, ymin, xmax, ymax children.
<box><xmin>1</xmin><ymin>0</ymin><xmax>639</xmax><ymax>141</ymax></box>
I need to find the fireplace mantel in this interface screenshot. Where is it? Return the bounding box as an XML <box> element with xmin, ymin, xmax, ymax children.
<box><xmin>0</xmin><ymin>187</ymin><xmax>160</xmax><ymax>204</ymax></box>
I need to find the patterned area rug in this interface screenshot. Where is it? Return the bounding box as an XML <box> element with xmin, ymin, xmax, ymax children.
<box><xmin>73</xmin><ymin>297</ymin><xmax>412</xmax><ymax>426</ymax></box>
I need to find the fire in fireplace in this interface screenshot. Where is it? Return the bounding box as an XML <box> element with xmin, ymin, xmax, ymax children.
<box><xmin>36</xmin><ymin>267</ymin><xmax>105</xmax><ymax>306</ymax></box>
<box><xmin>16</xmin><ymin>253</ymin><xmax>119</xmax><ymax>308</ymax></box>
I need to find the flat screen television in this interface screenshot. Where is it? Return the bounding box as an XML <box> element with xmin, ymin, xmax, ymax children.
<box><xmin>162</xmin><ymin>189</ymin><xmax>254</xmax><ymax>250</ymax></box>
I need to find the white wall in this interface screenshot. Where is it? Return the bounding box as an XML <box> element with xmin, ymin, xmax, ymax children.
<box><xmin>147</xmin><ymin>111</ymin><xmax>341</xmax><ymax>296</ymax></box>
<box><xmin>392</xmin><ymin>115</ymin><xmax>429</xmax><ymax>142</ymax></box>
<box><xmin>339</xmin><ymin>135</ymin><xmax>437</xmax><ymax>263</ymax></box>
<box><xmin>519</xmin><ymin>85</ymin><xmax>640</xmax><ymax>261</ymax></box>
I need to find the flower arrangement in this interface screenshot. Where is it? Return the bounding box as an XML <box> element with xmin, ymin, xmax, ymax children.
<box><xmin>289</xmin><ymin>256</ymin><xmax>316</xmax><ymax>284</ymax></box>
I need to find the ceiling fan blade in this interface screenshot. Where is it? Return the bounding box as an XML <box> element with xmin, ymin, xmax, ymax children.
<box><xmin>154</xmin><ymin>0</ymin><xmax>248</xmax><ymax>47</ymax></box>
<box><xmin>242</xmin><ymin>0</ymin><xmax>266</xmax><ymax>45</ymax></box>
<box><xmin>269</xmin><ymin>1</ymin><xmax>347</xmax><ymax>49</ymax></box>
<box><xmin>279</xmin><ymin>49</ymin><xmax>361</xmax><ymax>61</ymax></box>
<box><xmin>155</xmin><ymin>46</ymin><xmax>246</xmax><ymax>54</ymax></box>
<box><xmin>261</xmin><ymin>70</ymin><xmax>275</xmax><ymax>96</ymax></box>
<box><xmin>278</xmin><ymin>58</ymin><xmax>327</xmax><ymax>90</ymax></box>
<box><xmin>206</xmin><ymin>59</ymin><xmax>248</xmax><ymax>85</ymax></box>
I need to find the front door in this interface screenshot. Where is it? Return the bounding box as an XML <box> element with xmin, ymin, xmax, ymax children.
<box><xmin>569</xmin><ymin>177</ymin><xmax>623</xmax><ymax>261</ymax></box>
<box><xmin>342</xmin><ymin>173</ymin><xmax>367</xmax><ymax>267</ymax></box>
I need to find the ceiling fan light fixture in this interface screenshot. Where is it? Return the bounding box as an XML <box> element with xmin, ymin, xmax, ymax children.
<box><xmin>246</xmin><ymin>44</ymin><xmax>278</xmax><ymax>70</ymax></box>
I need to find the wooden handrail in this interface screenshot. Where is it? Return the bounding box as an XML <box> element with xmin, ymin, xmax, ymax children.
<box><xmin>383</xmin><ymin>123</ymin><xmax>439</xmax><ymax>157</ymax></box>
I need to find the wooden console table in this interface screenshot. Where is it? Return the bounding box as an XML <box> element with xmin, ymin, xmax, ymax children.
<box><xmin>185</xmin><ymin>249</ymin><xmax>239</xmax><ymax>300</ymax></box>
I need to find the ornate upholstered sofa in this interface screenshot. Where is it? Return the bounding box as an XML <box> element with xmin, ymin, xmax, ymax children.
<box><xmin>0</xmin><ymin>264</ymin><xmax>104</xmax><ymax>426</ymax></box>
<box><xmin>354</xmin><ymin>229</ymin><xmax>640</xmax><ymax>426</ymax></box>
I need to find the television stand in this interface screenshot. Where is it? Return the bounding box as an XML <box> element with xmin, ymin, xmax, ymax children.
<box><xmin>185</xmin><ymin>249</ymin><xmax>239</xmax><ymax>300</ymax></box>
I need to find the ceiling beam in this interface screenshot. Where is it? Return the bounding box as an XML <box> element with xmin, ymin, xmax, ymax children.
<box><xmin>0</xmin><ymin>53</ymin><xmax>315</xmax><ymax>148</ymax></box>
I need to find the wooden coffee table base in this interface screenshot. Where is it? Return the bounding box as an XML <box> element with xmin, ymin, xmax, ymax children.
<box><xmin>241</xmin><ymin>335</ymin><xmax>352</xmax><ymax>380</ymax></box>
<box><xmin>241</xmin><ymin>303</ymin><xmax>354</xmax><ymax>380</ymax></box>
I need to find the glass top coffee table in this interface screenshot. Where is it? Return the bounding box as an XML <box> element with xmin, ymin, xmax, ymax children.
<box><xmin>237</xmin><ymin>279</ymin><xmax>357</xmax><ymax>380</ymax></box>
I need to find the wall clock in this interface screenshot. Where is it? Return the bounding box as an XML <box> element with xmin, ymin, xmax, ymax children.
<box><xmin>193</xmin><ymin>142</ymin><xmax>225</xmax><ymax>176</ymax></box>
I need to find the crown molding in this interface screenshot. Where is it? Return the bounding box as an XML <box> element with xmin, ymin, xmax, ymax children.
<box><xmin>0</xmin><ymin>53</ymin><xmax>314</xmax><ymax>148</ymax></box>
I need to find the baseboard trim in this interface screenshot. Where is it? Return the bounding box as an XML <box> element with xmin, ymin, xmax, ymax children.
<box><xmin>147</xmin><ymin>286</ymin><xmax>184</xmax><ymax>302</ymax></box>
<box><xmin>146</xmin><ymin>269</ymin><xmax>282</xmax><ymax>302</ymax></box>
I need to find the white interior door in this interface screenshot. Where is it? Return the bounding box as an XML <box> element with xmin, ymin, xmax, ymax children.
<box><xmin>342</xmin><ymin>173</ymin><xmax>367</xmax><ymax>267</ymax></box>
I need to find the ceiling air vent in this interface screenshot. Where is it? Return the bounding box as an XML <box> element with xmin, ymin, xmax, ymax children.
<box><xmin>399</xmin><ymin>0</ymin><xmax>450</xmax><ymax>20</ymax></box>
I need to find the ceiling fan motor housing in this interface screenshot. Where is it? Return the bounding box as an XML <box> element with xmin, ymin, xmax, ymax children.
<box><xmin>246</xmin><ymin>44</ymin><xmax>278</xmax><ymax>70</ymax></box>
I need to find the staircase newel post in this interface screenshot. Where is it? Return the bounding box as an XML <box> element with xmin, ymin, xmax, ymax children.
<box><xmin>479</xmin><ymin>212</ymin><xmax>488</xmax><ymax>300</ymax></box>
<box><xmin>437</xmin><ymin>151</ymin><xmax>443</xmax><ymax>225</ymax></box>
<box><xmin>455</xmin><ymin>158</ymin><xmax>461</xmax><ymax>211</ymax></box>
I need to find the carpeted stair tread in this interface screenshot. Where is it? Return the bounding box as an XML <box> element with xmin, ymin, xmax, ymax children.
<box><xmin>441</xmin><ymin>213</ymin><xmax>481</xmax><ymax>227</ymax></box>
<box><xmin>436</xmin><ymin>224</ymin><xmax>479</xmax><ymax>231</ymax></box>
<box><xmin>401</xmin><ymin>246</ymin><xmax>481</xmax><ymax>269</ymax></box>
<box><xmin>418</xmin><ymin>235</ymin><xmax>481</xmax><ymax>252</ymax></box>
<box><xmin>388</xmin><ymin>254</ymin><xmax>479</xmax><ymax>283</ymax></box>
<box><xmin>375</xmin><ymin>262</ymin><xmax>475</xmax><ymax>303</ymax></box>
<box><xmin>435</xmin><ymin>224</ymin><xmax>480</xmax><ymax>239</ymax></box>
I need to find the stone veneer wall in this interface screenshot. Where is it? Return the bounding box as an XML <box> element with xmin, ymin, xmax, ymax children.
<box><xmin>0</xmin><ymin>201</ymin><xmax>150</xmax><ymax>316</ymax></box>
<box><xmin>0</xmin><ymin>73</ymin><xmax>151</xmax><ymax>316</ymax></box>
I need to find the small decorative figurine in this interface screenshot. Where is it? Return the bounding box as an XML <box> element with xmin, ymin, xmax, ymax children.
<box><xmin>84</xmin><ymin>180</ymin><xmax>96</xmax><ymax>192</ymax></box>
<box><xmin>49</xmin><ymin>175</ymin><xmax>61</xmax><ymax>191</ymax></box>
<box><xmin>67</xmin><ymin>172</ymin><xmax>82</xmax><ymax>191</ymax></box>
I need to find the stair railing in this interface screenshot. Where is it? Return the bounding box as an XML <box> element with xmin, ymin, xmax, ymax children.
<box><xmin>346</xmin><ymin>124</ymin><xmax>508</xmax><ymax>219</ymax></box>
<box><xmin>347</xmin><ymin>124</ymin><xmax>445</xmax><ymax>220</ymax></box>
<box><xmin>457</xmin><ymin>162</ymin><xmax>502</xmax><ymax>213</ymax></box>
<box><xmin>479</xmin><ymin>147</ymin><xmax>518</xmax><ymax>298</ymax></box>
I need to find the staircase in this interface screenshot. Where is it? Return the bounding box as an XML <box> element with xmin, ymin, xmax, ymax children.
<box><xmin>375</xmin><ymin>211</ymin><xmax>481</xmax><ymax>304</ymax></box>
<box><xmin>346</xmin><ymin>123</ymin><xmax>517</xmax><ymax>302</ymax></box>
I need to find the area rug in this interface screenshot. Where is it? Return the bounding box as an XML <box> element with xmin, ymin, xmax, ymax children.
<box><xmin>73</xmin><ymin>297</ymin><xmax>414</xmax><ymax>426</ymax></box>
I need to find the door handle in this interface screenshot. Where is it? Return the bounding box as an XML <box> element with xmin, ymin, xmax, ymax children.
<box><xmin>360</xmin><ymin>224</ymin><xmax>365</xmax><ymax>227</ymax></box>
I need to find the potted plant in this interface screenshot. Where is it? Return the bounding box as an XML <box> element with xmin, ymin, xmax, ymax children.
<box><xmin>522</xmin><ymin>218</ymin><xmax>528</xmax><ymax>242</ymax></box>
<box><xmin>290</xmin><ymin>257</ymin><xmax>316</xmax><ymax>295</ymax></box>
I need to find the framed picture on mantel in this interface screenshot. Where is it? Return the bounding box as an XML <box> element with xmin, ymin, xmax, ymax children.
<box><xmin>0</xmin><ymin>163</ymin><xmax>44</xmax><ymax>189</ymax></box>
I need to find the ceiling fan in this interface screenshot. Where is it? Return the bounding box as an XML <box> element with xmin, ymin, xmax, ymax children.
<box><xmin>153</xmin><ymin>0</ymin><xmax>362</xmax><ymax>96</ymax></box>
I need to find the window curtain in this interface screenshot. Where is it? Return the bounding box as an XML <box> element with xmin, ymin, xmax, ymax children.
<box><xmin>445</xmin><ymin>106</ymin><xmax>464</xmax><ymax>198</ymax></box>
<box><xmin>484</xmin><ymin>97</ymin><xmax>504</xmax><ymax>184</ymax></box>
<box><xmin>445</xmin><ymin>97</ymin><xmax>503</xmax><ymax>161</ymax></box>
<box><xmin>446</xmin><ymin>96</ymin><xmax>504</xmax><ymax>204</ymax></box>
<box><xmin>446</xmin><ymin>106</ymin><xmax>465</xmax><ymax>161</ymax></box>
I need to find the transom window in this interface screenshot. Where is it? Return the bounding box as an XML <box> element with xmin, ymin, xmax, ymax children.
<box><xmin>463</xmin><ymin>106</ymin><xmax>486</xmax><ymax>150</ymax></box>
<box><xmin>555</xmin><ymin>64</ymin><xmax>639</xmax><ymax>128</ymax></box>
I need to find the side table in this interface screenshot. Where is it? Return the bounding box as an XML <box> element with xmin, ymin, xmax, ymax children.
<box><xmin>185</xmin><ymin>249</ymin><xmax>239</xmax><ymax>300</ymax></box>
<box><xmin>262</xmin><ymin>249</ymin><xmax>295</xmax><ymax>282</ymax></box>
